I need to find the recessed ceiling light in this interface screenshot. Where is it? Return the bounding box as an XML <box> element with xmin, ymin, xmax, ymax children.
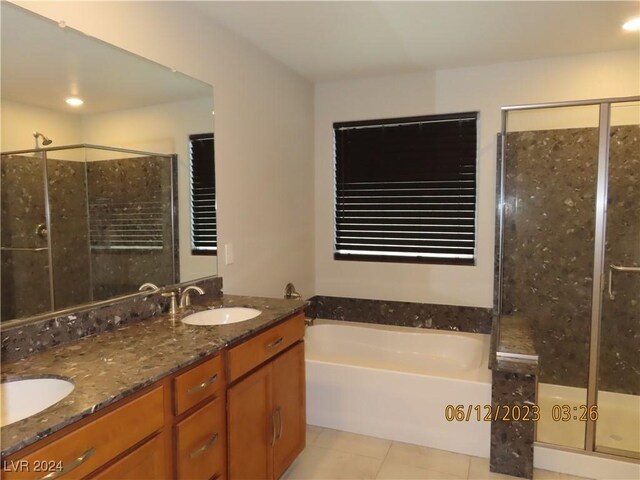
<box><xmin>65</xmin><ymin>97</ymin><xmax>84</xmax><ymax>107</ymax></box>
<box><xmin>622</xmin><ymin>17</ymin><xmax>640</xmax><ymax>31</ymax></box>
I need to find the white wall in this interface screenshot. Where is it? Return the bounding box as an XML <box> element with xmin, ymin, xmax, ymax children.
<box><xmin>315</xmin><ymin>50</ymin><xmax>639</xmax><ymax>308</ymax></box>
<box><xmin>17</xmin><ymin>1</ymin><xmax>315</xmax><ymax>299</ymax></box>
<box><xmin>1</xmin><ymin>99</ymin><xmax>82</xmax><ymax>151</ymax></box>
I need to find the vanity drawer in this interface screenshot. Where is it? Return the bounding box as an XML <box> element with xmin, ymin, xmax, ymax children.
<box><xmin>175</xmin><ymin>393</ymin><xmax>226</xmax><ymax>480</ymax></box>
<box><xmin>174</xmin><ymin>354</ymin><xmax>225</xmax><ymax>415</ymax></box>
<box><xmin>4</xmin><ymin>387</ymin><xmax>164</xmax><ymax>480</ymax></box>
<box><xmin>91</xmin><ymin>432</ymin><xmax>165</xmax><ymax>480</ymax></box>
<box><xmin>227</xmin><ymin>312</ymin><xmax>304</xmax><ymax>383</ymax></box>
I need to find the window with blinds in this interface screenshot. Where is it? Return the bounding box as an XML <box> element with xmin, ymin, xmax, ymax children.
<box><xmin>190</xmin><ymin>133</ymin><xmax>217</xmax><ymax>255</ymax></box>
<box><xmin>334</xmin><ymin>112</ymin><xmax>478</xmax><ymax>265</ymax></box>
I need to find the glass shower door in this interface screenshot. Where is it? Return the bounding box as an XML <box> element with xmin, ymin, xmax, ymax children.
<box><xmin>595</xmin><ymin>101</ymin><xmax>640</xmax><ymax>457</ymax></box>
<box><xmin>0</xmin><ymin>152</ymin><xmax>53</xmax><ymax>320</ymax></box>
<box><xmin>502</xmin><ymin>104</ymin><xmax>601</xmax><ymax>450</ymax></box>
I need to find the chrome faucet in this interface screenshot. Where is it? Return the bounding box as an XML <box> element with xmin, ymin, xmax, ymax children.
<box><xmin>180</xmin><ymin>286</ymin><xmax>205</xmax><ymax>309</ymax></box>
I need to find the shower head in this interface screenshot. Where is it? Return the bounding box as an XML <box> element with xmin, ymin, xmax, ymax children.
<box><xmin>33</xmin><ymin>131</ymin><xmax>53</xmax><ymax>149</ymax></box>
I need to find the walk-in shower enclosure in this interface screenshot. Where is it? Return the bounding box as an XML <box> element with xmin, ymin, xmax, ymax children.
<box><xmin>1</xmin><ymin>144</ymin><xmax>177</xmax><ymax>321</ymax></box>
<box><xmin>496</xmin><ymin>97</ymin><xmax>639</xmax><ymax>460</ymax></box>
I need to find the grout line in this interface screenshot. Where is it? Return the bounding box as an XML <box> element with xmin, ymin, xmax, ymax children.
<box><xmin>373</xmin><ymin>441</ymin><xmax>393</xmax><ymax>479</ymax></box>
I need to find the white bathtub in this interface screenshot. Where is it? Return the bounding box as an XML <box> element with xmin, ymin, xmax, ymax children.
<box><xmin>305</xmin><ymin>320</ymin><xmax>492</xmax><ymax>457</ymax></box>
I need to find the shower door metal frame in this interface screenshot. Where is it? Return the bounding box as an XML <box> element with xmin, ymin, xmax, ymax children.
<box><xmin>498</xmin><ymin>95</ymin><xmax>640</xmax><ymax>460</ymax></box>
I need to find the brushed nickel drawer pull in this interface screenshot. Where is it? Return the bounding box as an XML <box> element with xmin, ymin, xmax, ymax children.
<box><xmin>271</xmin><ymin>410</ymin><xmax>277</xmax><ymax>446</ymax></box>
<box><xmin>41</xmin><ymin>447</ymin><xmax>95</xmax><ymax>479</ymax></box>
<box><xmin>275</xmin><ymin>406</ymin><xmax>283</xmax><ymax>440</ymax></box>
<box><xmin>190</xmin><ymin>432</ymin><xmax>219</xmax><ymax>459</ymax></box>
<box><xmin>266</xmin><ymin>336</ymin><xmax>284</xmax><ymax>350</ymax></box>
<box><xmin>187</xmin><ymin>374</ymin><xmax>219</xmax><ymax>395</ymax></box>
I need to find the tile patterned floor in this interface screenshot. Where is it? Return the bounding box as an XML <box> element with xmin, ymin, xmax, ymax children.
<box><xmin>282</xmin><ymin>426</ymin><xmax>592</xmax><ymax>480</ymax></box>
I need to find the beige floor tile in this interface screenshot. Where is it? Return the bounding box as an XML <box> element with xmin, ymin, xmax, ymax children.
<box><xmin>385</xmin><ymin>442</ymin><xmax>470</xmax><ymax>478</ymax></box>
<box><xmin>314</xmin><ymin>428</ymin><xmax>392</xmax><ymax>459</ymax></box>
<box><xmin>556</xmin><ymin>474</ymin><xmax>592</xmax><ymax>480</ymax></box>
<box><xmin>307</xmin><ymin>424</ymin><xmax>325</xmax><ymax>445</ymax></box>
<box><xmin>533</xmin><ymin>469</ymin><xmax>560</xmax><ymax>479</ymax></box>
<box><xmin>376</xmin><ymin>460</ymin><xmax>464</xmax><ymax>479</ymax></box>
<box><xmin>467</xmin><ymin>456</ymin><xmax>522</xmax><ymax>480</ymax></box>
<box><xmin>284</xmin><ymin>444</ymin><xmax>384</xmax><ymax>480</ymax></box>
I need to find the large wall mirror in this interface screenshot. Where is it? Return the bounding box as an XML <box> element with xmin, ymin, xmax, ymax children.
<box><xmin>0</xmin><ymin>3</ymin><xmax>217</xmax><ymax>324</ymax></box>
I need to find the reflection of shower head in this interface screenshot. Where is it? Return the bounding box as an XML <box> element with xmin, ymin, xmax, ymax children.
<box><xmin>33</xmin><ymin>131</ymin><xmax>52</xmax><ymax>149</ymax></box>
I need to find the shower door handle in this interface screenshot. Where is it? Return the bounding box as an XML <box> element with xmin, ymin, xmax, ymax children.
<box><xmin>608</xmin><ymin>264</ymin><xmax>640</xmax><ymax>299</ymax></box>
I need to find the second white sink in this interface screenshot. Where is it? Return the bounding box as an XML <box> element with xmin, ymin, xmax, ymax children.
<box><xmin>182</xmin><ymin>307</ymin><xmax>261</xmax><ymax>326</ymax></box>
<box><xmin>1</xmin><ymin>378</ymin><xmax>75</xmax><ymax>427</ymax></box>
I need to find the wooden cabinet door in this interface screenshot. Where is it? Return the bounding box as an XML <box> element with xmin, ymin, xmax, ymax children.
<box><xmin>91</xmin><ymin>433</ymin><xmax>165</xmax><ymax>480</ymax></box>
<box><xmin>272</xmin><ymin>342</ymin><xmax>306</xmax><ymax>479</ymax></box>
<box><xmin>228</xmin><ymin>363</ymin><xmax>273</xmax><ymax>480</ymax></box>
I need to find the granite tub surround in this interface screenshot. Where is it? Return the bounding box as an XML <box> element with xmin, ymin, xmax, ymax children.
<box><xmin>0</xmin><ymin>294</ymin><xmax>307</xmax><ymax>457</ymax></box>
<box><xmin>307</xmin><ymin>295</ymin><xmax>493</xmax><ymax>333</ymax></box>
<box><xmin>1</xmin><ymin>276</ymin><xmax>223</xmax><ymax>363</ymax></box>
<box><xmin>490</xmin><ymin>370</ymin><xmax>536</xmax><ymax>479</ymax></box>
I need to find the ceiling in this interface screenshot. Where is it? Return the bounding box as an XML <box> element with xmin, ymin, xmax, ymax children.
<box><xmin>193</xmin><ymin>1</ymin><xmax>640</xmax><ymax>82</ymax></box>
<box><xmin>1</xmin><ymin>3</ymin><xmax>212</xmax><ymax>114</ymax></box>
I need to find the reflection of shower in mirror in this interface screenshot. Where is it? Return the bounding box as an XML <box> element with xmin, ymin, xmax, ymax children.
<box><xmin>32</xmin><ymin>131</ymin><xmax>53</xmax><ymax>149</ymax></box>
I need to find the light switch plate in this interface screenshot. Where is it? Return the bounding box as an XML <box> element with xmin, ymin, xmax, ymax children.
<box><xmin>225</xmin><ymin>243</ymin><xmax>234</xmax><ymax>265</ymax></box>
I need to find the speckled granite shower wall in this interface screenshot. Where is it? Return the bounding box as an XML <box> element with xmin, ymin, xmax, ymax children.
<box><xmin>1</xmin><ymin>155</ymin><xmax>90</xmax><ymax>321</ymax></box>
<box><xmin>48</xmin><ymin>159</ymin><xmax>92</xmax><ymax>310</ymax></box>
<box><xmin>86</xmin><ymin>156</ymin><xmax>175</xmax><ymax>301</ymax></box>
<box><xmin>503</xmin><ymin>125</ymin><xmax>639</xmax><ymax>395</ymax></box>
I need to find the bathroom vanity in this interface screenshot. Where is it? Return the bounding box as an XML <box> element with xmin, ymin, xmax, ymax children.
<box><xmin>0</xmin><ymin>296</ymin><xmax>306</xmax><ymax>480</ymax></box>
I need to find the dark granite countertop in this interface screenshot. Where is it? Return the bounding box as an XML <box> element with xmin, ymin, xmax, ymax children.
<box><xmin>489</xmin><ymin>315</ymin><xmax>539</xmax><ymax>375</ymax></box>
<box><xmin>0</xmin><ymin>295</ymin><xmax>307</xmax><ymax>457</ymax></box>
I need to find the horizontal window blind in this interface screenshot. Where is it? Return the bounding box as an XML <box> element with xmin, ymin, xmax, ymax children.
<box><xmin>190</xmin><ymin>133</ymin><xmax>217</xmax><ymax>255</ymax></box>
<box><xmin>89</xmin><ymin>199</ymin><xmax>165</xmax><ymax>250</ymax></box>
<box><xmin>334</xmin><ymin>113</ymin><xmax>478</xmax><ymax>265</ymax></box>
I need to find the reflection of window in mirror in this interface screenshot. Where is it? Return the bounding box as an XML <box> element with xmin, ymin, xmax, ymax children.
<box><xmin>189</xmin><ymin>133</ymin><xmax>217</xmax><ymax>256</ymax></box>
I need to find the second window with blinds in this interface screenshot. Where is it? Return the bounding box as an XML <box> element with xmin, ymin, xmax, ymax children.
<box><xmin>189</xmin><ymin>133</ymin><xmax>217</xmax><ymax>256</ymax></box>
<box><xmin>333</xmin><ymin>112</ymin><xmax>478</xmax><ymax>265</ymax></box>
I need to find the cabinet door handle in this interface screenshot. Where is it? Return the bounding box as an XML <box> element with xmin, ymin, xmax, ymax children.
<box><xmin>41</xmin><ymin>448</ymin><xmax>95</xmax><ymax>479</ymax></box>
<box><xmin>266</xmin><ymin>336</ymin><xmax>284</xmax><ymax>350</ymax></box>
<box><xmin>187</xmin><ymin>374</ymin><xmax>218</xmax><ymax>395</ymax></box>
<box><xmin>190</xmin><ymin>432</ymin><xmax>219</xmax><ymax>459</ymax></box>
<box><xmin>271</xmin><ymin>410</ymin><xmax>277</xmax><ymax>446</ymax></box>
<box><xmin>276</xmin><ymin>406</ymin><xmax>283</xmax><ymax>440</ymax></box>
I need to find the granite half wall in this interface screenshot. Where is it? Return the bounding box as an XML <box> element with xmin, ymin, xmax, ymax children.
<box><xmin>306</xmin><ymin>295</ymin><xmax>493</xmax><ymax>333</ymax></box>
<box><xmin>502</xmin><ymin>125</ymin><xmax>639</xmax><ymax>395</ymax></box>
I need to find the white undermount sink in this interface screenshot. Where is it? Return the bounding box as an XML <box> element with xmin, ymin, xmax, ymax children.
<box><xmin>181</xmin><ymin>307</ymin><xmax>262</xmax><ymax>326</ymax></box>
<box><xmin>1</xmin><ymin>378</ymin><xmax>75</xmax><ymax>427</ymax></box>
